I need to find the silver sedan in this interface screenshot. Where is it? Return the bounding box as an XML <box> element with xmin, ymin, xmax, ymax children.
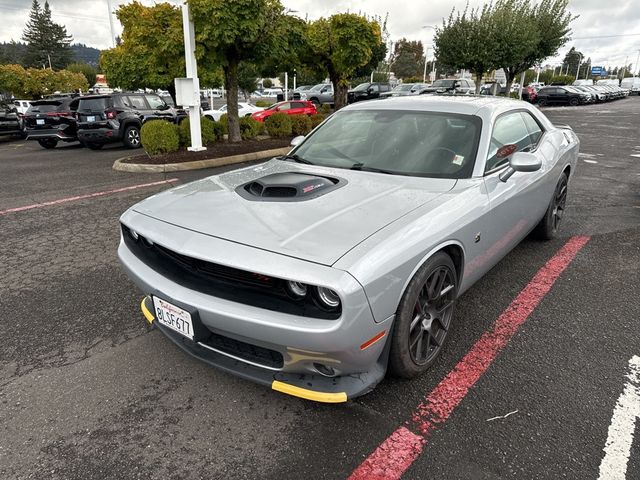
<box><xmin>118</xmin><ymin>96</ymin><xmax>578</xmax><ymax>403</ymax></box>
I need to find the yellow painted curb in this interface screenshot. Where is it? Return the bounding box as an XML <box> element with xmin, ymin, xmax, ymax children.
<box><xmin>113</xmin><ymin>146</ymin><xmax>290</xmax><ymax>173</ymax></box>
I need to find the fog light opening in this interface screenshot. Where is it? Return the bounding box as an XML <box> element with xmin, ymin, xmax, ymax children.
<box><xmin>313</xmin><ymin>363</ymin><xmax>336</xmax><ymax>378</ymax></box>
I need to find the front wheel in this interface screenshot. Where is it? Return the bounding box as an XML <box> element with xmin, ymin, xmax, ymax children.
<box><xmin>533</xmin><ymin>172</ymin><xmax>568</xmax><ymax>240</ymax></box>
<box><xmin>569</xmin><ymin>97</ymin><xmax>579</xmax><ymax>106</ymax></box>
<box><xmin>123</xmin><ymin>125</ymin><xmax>141</xmax><ymax>149</ymax></box>
<box><xmin>38</xmin><ymin>138</ymin><xmax>58</xmax><ymax>149</ymax></box>
<box><xmin>537</xmin><ymin>98</ymin><xmax>547</xmax><ymax>107</ymax></box>
<box><xmin>389</xmin><ymin>252</ymin><xmax>458</xmax><ymax>378</ymax></box>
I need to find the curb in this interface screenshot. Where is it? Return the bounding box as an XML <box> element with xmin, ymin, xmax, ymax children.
<box><xmin>112</xmin><ymin>146</ymin><xmax>290</xmax><ymax>173</ymax></box>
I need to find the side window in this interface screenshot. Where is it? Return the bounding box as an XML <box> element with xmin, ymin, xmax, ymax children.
<box><xmin>485</xmin><ymin>113</ymin><xmax>533</xmax><ymax>173</ymax></box>
<box><xmin>278</xmin><ymin>102</ymin><xmax>291</xmax><ymax>111</ymax></box>
<box><xmin>381</xmin><ymin>85</ymin><xmax>390</xmax><ymax>92</ymax></box>
<box><xmin>128</xmin><ymin>95</ymin><xmax>148</xmax><ymax>110</ymax></box>
<box><xmin>68</xmin><ymin>99</ymin><xmax>80</xmax><ymax>111</ymax></box>
<box><xmin>113</xmin><ymin>96</ymin><xmax>124</xmax><ymax>107</ymax></box>
<box><xmin>370</xmin><ymin>84</ymin><xmax>380</xmax><ymax>93</ymax></box>
<box><xmin>520</xmin><ymin>112</ymin><xmax>543</xmax><ymax>147</ymax></box>
<box><xmin>145</xmin><ymin>95</ymin><xmax>167</xmax><ymax>109</ymax></box>
<box><xmin>291</xmin><ymin>101</ymin><xmax>306</xmax><ymax>109</ymax></box>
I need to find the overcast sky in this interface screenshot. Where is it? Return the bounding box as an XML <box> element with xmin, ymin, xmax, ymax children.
<box><xmin>1</xmin><ymin>0</ymin><xmax>639</xmax><ymax>71</ymax></box>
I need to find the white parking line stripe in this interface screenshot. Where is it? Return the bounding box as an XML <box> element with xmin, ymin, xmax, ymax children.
<box><xmin>597</xmin><ymin>355</ymin><xmax>640</xmax><ymax>480</ymax></box>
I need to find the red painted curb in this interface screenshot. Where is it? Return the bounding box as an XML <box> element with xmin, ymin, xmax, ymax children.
<box><xmin>349</xmin><ymin>236</ymin><xmax>591</xmax><ymax>480</ymax></box>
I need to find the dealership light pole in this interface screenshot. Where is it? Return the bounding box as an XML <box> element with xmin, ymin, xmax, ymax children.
<box><xmin>634</xmin><ymin>50</ymin><xmax>640</xmax><ymax>77</ymax></box>
<box><xmin>575</xmin><ymin>52</ymin><xmax>583</xmax><ymax>80</ymax></box>
<box><xmin>421</xmin><ymin>25</ymin><xmax>436</xmax><ymax>82</ymax></box>
<box><xmin>106</xmin><ymin>0</ymin><xmax>116</xmax><ymax>47</ymax></box>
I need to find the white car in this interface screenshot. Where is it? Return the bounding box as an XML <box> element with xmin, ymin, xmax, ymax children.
<box><xmin>12</xmin><ymin>100</ymin><xmax>32</xmax><ymax>115</ymax></box>
<box><xmin>202</xmin><ymin>102</ymin><xmax>264</xmax><ymax>121</ymax></box>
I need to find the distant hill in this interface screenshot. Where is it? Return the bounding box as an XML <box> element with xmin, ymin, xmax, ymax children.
<box><xmin>0</xmin><ymin>42</ymin><xmax>101</xmax><ymax>67</ymax></box>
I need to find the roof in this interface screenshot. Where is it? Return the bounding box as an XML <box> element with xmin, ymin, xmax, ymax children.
<box><xmin>343</xmin><ymin>94</ymin><xmax>526</xmax><ymax>116</ymax></box>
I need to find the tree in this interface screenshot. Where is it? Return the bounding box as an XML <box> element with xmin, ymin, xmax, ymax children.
<box><xmin>188</xmin><ymin>0</ymin><xmax>298</xmax><ymax>142</ymax></box>
<box><xmin>306</xmin><ymin>13</ymin><xmax>384</xmax><ymax>110</ymax></box>
<box><xmin>391</xmin><ymin>38</ymin><xmax>424</xmax><ymax>79</ymax></box>
<box><xmin>561</xmin><ymin>47</ymin><xmax>584</xmax><ymax>79</ymax></box>
<box><xmin>67</xmin><ymin>62</ymin><xmax>97</xmax><ymax>87</ymax></box>
<box><xmin>262</xmin><ymin>78</ymin><xmax>273</xmax><ymax>88</ymax></box>
<box><xmin>435</xmin><ymin>5</ymin><xmax>500</xmax><ymax>92</ymax></box>
<box><xmin>22</xmin><ymin>0</ymin><xmax>73</xmax><ymax>69</ymax></box>
<box><xmin>496</xmin><ymin>0</ymin><xmax>575</xmax><ymax>92</ymax></box>
<box><xmin>0</xmin><ymin>64</ymin><xmax>87</xmax><ymax>98</ymax></box>
<box><xmin>100</xmin><ymin>2</ymin><xmax>222</xmax><ymax>99</ymax></box>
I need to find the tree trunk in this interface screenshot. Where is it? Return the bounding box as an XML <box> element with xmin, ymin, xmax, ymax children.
<box><xmin>504</xmin><ymin>68</ymin><xmax>517</xmax><ymax>97</ymax></box>
<box><xmin>330</xmin><ymin>70</ymin><xmax>348</xmax><ymax>110</ymax></box>
<box><xmin>224</xmin><ymin>58</ymin><xmax>241</xmax><ymax>143</ymax></box>
<box><xmin>473</xmin><ymin>70</ymin><xmax>483</xmax><ymax>93</ymax></box>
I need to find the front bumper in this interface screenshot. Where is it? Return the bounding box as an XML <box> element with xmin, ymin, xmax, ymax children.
<box><xmin>119</xmin><ymin>210</ymin><xmax>392</xmax><ymax>402</ymax></box>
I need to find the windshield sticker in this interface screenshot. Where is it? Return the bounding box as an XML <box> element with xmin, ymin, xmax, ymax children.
<box><xmin>453</xmin><ymin>155</ymin><xmax>464</xmax><ymax>165</ymax></box>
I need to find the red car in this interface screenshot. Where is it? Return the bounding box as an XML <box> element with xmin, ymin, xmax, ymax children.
<box><xmin>251</xmin><ymin>100</ymin><xmax>317</xmax><ymax>122</ymax></box>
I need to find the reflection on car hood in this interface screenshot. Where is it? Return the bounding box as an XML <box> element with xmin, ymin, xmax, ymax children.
<box><xmin>132</xmin><ymin>159</ymin><xmax>456</xmax><ymax>265</ymax></box>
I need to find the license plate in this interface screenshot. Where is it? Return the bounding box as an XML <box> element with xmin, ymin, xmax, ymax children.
<box><xmin>87</xmin><ymin>115</ymin><xmax>96</xmax><ymax>122</ymax></box>
<box><xmin>36</xmin><ymin>119</ymin><xmax>45</xmax><ymax>125</ymax></box>
<box><xmin>152</xmin><ymin>296</ymin><xmax>194</xmax><ymax>340</ymax></box>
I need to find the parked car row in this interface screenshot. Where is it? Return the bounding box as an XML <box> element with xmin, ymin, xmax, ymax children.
<box><xmin>535</xmin><ymin>84</ymin><xmax>629</xmax><ymax>106</ymax></box>
<box><xmin>2</xmin><ymin>92</ymin><xmax>188</xmax><ymax>149</ymax></box>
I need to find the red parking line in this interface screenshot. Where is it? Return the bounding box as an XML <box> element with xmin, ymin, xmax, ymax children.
<box><xmin>0</xmin><ymin>179</ymin><xmax>179</xmax><ymax>216</ymax></box>
<box><xmin>349</xmin><ymin>235</ymin><xmax>590</xmax><ymax>480</ymax></box>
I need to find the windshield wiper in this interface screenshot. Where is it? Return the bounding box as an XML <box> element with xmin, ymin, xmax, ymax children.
<box><xmin>280</xmin><ymin>153</ymin><xmax>314</xmax><ymax>165</ymax></box>
<box><xmin>350</xmin><ymin>163</ymin><xmax>398</xmax><ymax>175</ymax></box>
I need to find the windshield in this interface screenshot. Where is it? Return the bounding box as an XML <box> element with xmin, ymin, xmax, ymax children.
<box><xmin>309</xmin><ymin>84</ymin><xmax>326</xmax><ymax>92</ymax></box>
<box><xmin>433</xmin><ymin>80</ymin><xmax>456</xmax><ymax>88</ymax></box>
<box><xmin>393</xmin><ymin>84</ymin><xmax>415</xmax><ymax>92</ymax></box>
<box><xmin>352</xmin><ymin>83</ymin><xmax>370</xmax><ymax>92</ymax></box>
<box><xmin>291</xmin><ymin>110</ymin><xmax>481</xmax><ymax>179</ymax></box>
<box><xmin>28</xmin><ymin>101</ymin><xmax>62</xmax><ymax>113</ymax></box>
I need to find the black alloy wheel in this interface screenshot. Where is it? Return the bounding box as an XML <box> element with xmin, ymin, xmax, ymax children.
<box><xmin>389</xmin><ymin>252</ymin><xmax>458</xmax><ymax>378</ymax></box>
<box><xmin>533</xmin><ymin>172</ymin><xmax>568</xmax><ymax>240</ymax></box>
<box><xmin>569</xmin><ymin>97</ymin><xmax>579</xmax><ymax>106</ymax></box>
<box><xmin>123</xmin><ymin>125</ymin><xmax>141</xmax><ymax>149</ymax></box>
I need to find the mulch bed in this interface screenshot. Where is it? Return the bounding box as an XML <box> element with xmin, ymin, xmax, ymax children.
<box><xmin>121</xmin><ymin>137</ymin><xmax>292</xmax><ymax>165</ymax></box>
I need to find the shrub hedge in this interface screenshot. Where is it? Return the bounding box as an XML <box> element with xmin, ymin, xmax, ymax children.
<box><xmin>239</xmin><ymin>116</ymin><xmax>263</xmax><ymax>139</ymax></box>
<box><xmin>255</xmin><ymin>100</ymin><xmax>271</xmax><ymax>108</ymax></box>
<box><xmin>178</xmin><ymin>116</ymin><xmax>220</xmax><ymax>146</ymax></box>
<box><xmin>264</xmin><ymin>112</ymin><xmax>292</xmax><ymax>137</ymax></box>
<box><xmin>140</xmin><ymin>120</ymin><xmax>180</xmax><ymax>155</ymax></box>
<box><xmin>290</xmin><ymin>114</ymin><xmax>312</xmax><ymax>136</ymax></box>
<box><xmin>309</xmin><ymin>113</ymin><xmax>327</xmax><ymax>129</ymax></box>
<box><xmin>218</xmin><ymin>113</ymin><xmax>228</xmax><ymax>134</ymax></box>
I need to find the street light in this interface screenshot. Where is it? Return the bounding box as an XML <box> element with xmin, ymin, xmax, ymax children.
<box><xmin>575</xmin><ymin>52</ymin><xmax>583</xmax><ymax>80</ymax></box>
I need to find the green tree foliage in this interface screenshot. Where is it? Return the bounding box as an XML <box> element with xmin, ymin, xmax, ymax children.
<box><xmin>188</xmin><ymin>0</ymin><xmax>296</xmax><ymax>142</ymax></box>
<box><xmin>66</xmin><ymin>62</ymin><xmax>97</xmax><ymax>87</ymax></box>
<box><xmin>306</xmin><ymin>13</ymin><xmax>384</xmax><ymax>110</ymax></box>
<box><xmin>0</xmin><ymin>64</ymin><xmax>87</xmax><ymax>98</ymax></box>
<box><xmin>391</xmin><ymin>38</ymin><xmax>425</xmax><ymax>80</ymax></box>
<box><xmin>437</xmin><ymin>4</ymin><xmax>501</xmax><ymax>92</ymax></box>
<box><xmin>262</xmin><ymin>78</ymin><xmax>273</xmax><ymax>88</ymax></box>
<box><xmin>22</xmin><ymin>0</ymin><xmax>73</xmax><ymax>69</ymax></box>
<box><xmin>496</xmin><ymin>0</ymin><xmax>575</xmax><ymax>91</ymax></box>
<box><xmin>141</xmin><ymin>120</ymin><xmax>180</xmax><ymax>155</ymax></box>
<box><xmin>237</xmin><ymin>62</ymin><xmax>260</xmax><ymax>98</ymax></box>
<box><xmin>100</xmin><ymin>2</ymin><xmax>222</xmax><ymax>97</ymax></box>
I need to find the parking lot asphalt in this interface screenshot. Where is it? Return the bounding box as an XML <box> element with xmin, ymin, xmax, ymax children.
<box><xmin>1</xmin><ymin>98</ymin><xmax>639</xmax><ymax>480</ymax></box>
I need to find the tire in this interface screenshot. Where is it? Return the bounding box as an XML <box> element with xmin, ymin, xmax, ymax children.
<box><xmin>533</xmin><ymin>172</ymin><xmax>568</xmax><ymax>240</ymax></box>
<box><xmin>123</xmin><ymin>125</ymin><xmax>141</xmax><ymax>149</ymax></box>
<box><xmin>38</xmin><ymin>138</ymin><xmax>58</xmax><ymax>149</ymax></box>
<box><xmin>569</xmin><ymin>97</ymin><xmax>579</xmax><ymax>106</ymax></box>
<box><xmin>389</xmin><ymin>252</ymin><xmax>458</xmax><ymax>378</ymax></box>
<box><xmin>310</xmin><ymin>98</ymin><xmax>320</xmax><ymax>107</ymax></box>
<box><xmin>537</xmin><ymin>98</ymin><xmax>547</xmax><ymax>107</ymax></box>
<box><xmin>85</xmin><ymin>142</ymin><xmax>103</xmax><ymax>150</ymax></box>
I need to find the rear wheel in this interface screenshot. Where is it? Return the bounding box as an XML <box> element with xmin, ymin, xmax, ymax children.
<box><xmin>123</xmin><ymin>125</ymin><xmax>141</xmax><ymax>149</ymax></box>
<box><xmin>389</xmin><ymin>252</ymin><xmax>458</xmax><ymax>378</ymax></box>
<box><xmin>38</xmin><ymin>138</ymin><xmax>58</xmax><ymax>149</ymax></box>
<box><xmin>533</xmin><ymin>172</ymin><xmax>568</xmax><ymax>240</ymax></box>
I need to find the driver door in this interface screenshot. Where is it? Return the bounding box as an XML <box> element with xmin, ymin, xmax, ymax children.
<box><xmin>481</xmin><ymin>111</ymin><xmax>550</xmax><ymax>267</ymax></box>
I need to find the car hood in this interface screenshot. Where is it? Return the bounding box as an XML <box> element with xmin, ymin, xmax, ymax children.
<box><xmin>131</xmin><ymin>159</ymin><xmax>456</xmax><ymax>265</ymax></box>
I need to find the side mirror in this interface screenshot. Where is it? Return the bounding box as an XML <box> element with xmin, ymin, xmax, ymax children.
<box><xmin>499</xmin><ymin>152</ymin><xmax>542</xmax><ymax>182</ymax></box>
<box><xmin>290</xmin><ymin>135</ymin><xmax>305</xmax><ymax>147</ymax></box>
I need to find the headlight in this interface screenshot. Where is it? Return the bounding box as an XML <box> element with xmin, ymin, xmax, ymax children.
<box><xmin>316</xmin><ymin>287</ymin><xmax>341</xmax><ymax>309</ymax></box>
<box><xmin>286</xmin><ymin>280</ymin><xmax>308</xmax><ymax>299</ymax></box>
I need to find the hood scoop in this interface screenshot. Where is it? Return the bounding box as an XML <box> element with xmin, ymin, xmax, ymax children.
<box><xmin>236</xmin><ymin>172</ymin><xmax>346</xmax><ymax>202</ymax></box>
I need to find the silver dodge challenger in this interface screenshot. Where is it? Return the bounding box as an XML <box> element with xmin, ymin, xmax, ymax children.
<box><xmin>118</xmin><ymin>96</ymin><xmax>578</xmax><ymax>403</ymax></box>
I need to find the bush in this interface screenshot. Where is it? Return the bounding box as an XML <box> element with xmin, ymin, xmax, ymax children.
<box><xmin>319</xmin><ymin>104</ymin><xmax>332</xmax><ymax>115</ymax></box>
<box><xmin>255</xmin><ymin>100</ymin><xmax>271</xmax><ymax>108</ymax></box>
<box><xmin>309</xmin><ymin>114</ymin><xmax>327</xmax><ymax>129</ymax></box>
<box><xmin>218</xmin><ymin>113</ymin><xmax>228</xmax><ymax>134</ymax></box>
<box><xmin>141</xmin><ymin>120</ymin><xmax>180</xmax><ymax>155</ymax></box>
<box><xmin>290</xmin><ymin>114</ymin><xmax>312</xmax><ymax>136</ymax></box>
<box><xmin>239</xmin><ymin>116</ymin><xmax>263</xmax><ymax>139</ymax></box>
<box><xmin>178</xmin><ymin>116</ymin><xmax>220</xmax><ymax>146</ymax></box>
<box><xmin>264</xmin><ymin>112</ymin><xmax>292</xmax><ymax>137</ymax></box>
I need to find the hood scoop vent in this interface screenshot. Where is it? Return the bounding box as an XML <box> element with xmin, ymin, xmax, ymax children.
<box><xmin>237</xmin><ymin>172</ymin><xmax>346</xmax><ymax>202</ymax></box>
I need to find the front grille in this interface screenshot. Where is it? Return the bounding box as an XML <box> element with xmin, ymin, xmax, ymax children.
<box><xmin>200</xmin><ymin>332</ymin><xmax>283</xmax><ymax>369</ymax></box>
<box><xmin>122</xmin><ymin>224</ymin><xmax>340</xmax><ymax>320</ymax></box>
